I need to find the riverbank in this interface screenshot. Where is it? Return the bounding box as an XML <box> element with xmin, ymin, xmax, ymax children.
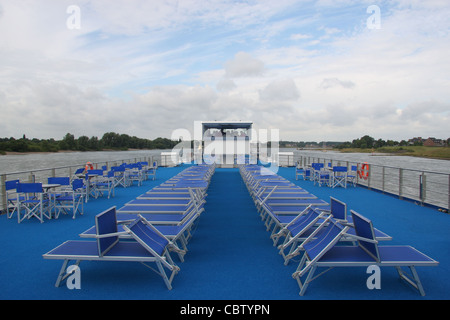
<box><xmin>338</xmin><ymin>146</ymin><xmax>450</xmax><ymax>160</ymax></box>
<box><xmin>0</xmin><ymin>148</ymin><xmax>152</xmax><ymax>156</ymax></box>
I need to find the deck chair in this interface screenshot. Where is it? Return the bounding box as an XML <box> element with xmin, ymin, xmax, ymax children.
<box><xmin>43</xmin><ymin>207</ymin><xmax>181</xmax><ymax>290</ymax></box>
<box><xmin>95</xmin><ymin>170</ymin><xmax>115</xmax><ymax>199</ymax></box>
<box><xmin>47</xmin><ymin>177</ymin><xmax>72</xmax><ymax>197</ymax></box>
<box><xmin>79</xmin><ymin>207</ymin><xmax>200</xmax><ymax>262</ymax></box>
<box><xmin>5</xmin><ymin>180</ymin><xmax>24</xmax><ymax>220</ymax></box>
<box><xmin>271</xmin><ymin>205</ymin><xmax>328</xmax><ymax>248</ymax></box>
<box><xmin>331</xmin><ymin>166</ymin><xmax>347</xmax><ymax>188</ymax></box>
<box><xmin>71</xmin><ymin>168</ymin><xmax>85</xmax><ymax>181</ymax></box>
<box><xmin>323</xmin><ymin>197</ymin><xmax>391</xmax><ymax>241</ymax></box>
<box><xmin>17</xmin><ymin>183</ymin><xmax>51</xmax><ymax>223</ymax></box>
<box><xmin>126</xmin><ymin>164</ymin><xmax>144</xmax><ymax>186</ymax></box>
<box><xmin>53</xmin><ymin>179</ymin><xmax>84</xmax><ymax>219</ymax></box>
<box><xmin>347</xmin><ymin>165</ymin><xmax>358</xmax><ymax>187</ymax></box>
<box><xmin>85</xmin><ymin>169</ymin><xmax>105</xmax><ymax>200</ymax></box>
<box><xmin>111</xmin><ymin>166</ymin><xmax>128</xmax><ymax>188</ymax></box>
<box><xmin>259</xmin><ymin>200</ymin><xmax>322</xmax><ymax>239</ymax></box>
<box><xmin>145</xmin><ymin>161</ymin><xmax>158</xmax><ymax>181</ymax></box>
<box><xmin>292</xmin><ymin>210</ymin><xmax>439</xmax><ymax>296</ymax></box>
<box><xmin>315</xmin><ymin>170</ymin><xmax>331</xmax><ymax>187</ymax></box>
<box><xmin>326</xmin><ymin>197</ymin><xmax>350</xmax><ymax>224</ymax></box>
<box><xmin>295</xmin><ymin>161</ymin><xmax>304</xmax><ymax>180</ymax></box>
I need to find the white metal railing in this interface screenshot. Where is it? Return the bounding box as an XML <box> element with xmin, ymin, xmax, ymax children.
<box><xmin>0</xmin><ymin>156</ymin><xmax>159</xmax><ymax>213</ymax></box>
<box><xmin>296</xmin><ymin>155</ymin><xmax>450</xmax><ymax>210</ymax></box>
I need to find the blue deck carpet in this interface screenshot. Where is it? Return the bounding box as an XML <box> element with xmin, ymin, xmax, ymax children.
<box><xmin>0</xmin><ymin>165</ymin><xmax>448</xmax><ymax>300</ymax></box>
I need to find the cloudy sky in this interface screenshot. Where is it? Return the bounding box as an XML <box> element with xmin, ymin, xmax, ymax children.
<box><xmin>0</xmin><ymin>0</ymin><xmax>449</xmax><ymax>142</ymax></box>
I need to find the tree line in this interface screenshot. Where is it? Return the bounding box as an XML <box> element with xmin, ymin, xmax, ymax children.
<box><xmin>280</xmin><ymin>135</ymin><xmax>440</xmax><ymax>150</ymax></box>
<box><xmin>0</xmin><ymin>132</ymin><xmax>179</xmax><ymax>154</ymax></box>
<box><xmin>335</xmin><ymin>135</ymin><xmax>416</xmax><ymax>150</ymax></box>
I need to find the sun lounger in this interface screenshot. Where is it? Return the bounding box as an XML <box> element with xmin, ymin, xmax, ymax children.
<box><xmin>43</xmin><ymin>207</ymin><xmax>182</xmax><ymax>290</ymax></box>
<box><xmin>323</xmin><ymin>197</ymin><xmax>392</xmax><ymax>241</ymax></box>
<box><xmin>79</xmin><ymin>209</ymin><xmax>200</xmax><ymax>262</ymax></box>
<box><xmin>117</xmin><ymin>202</ymin><xmax>203</xmax><ymax>225</ymax></box>
<box><xmin>292</xmin><ymin>210</ymin><xmax>439</xmax><ymax>296</ymax></box>
<box><xmin>118</xmin><ymin>198</ymin><xmax>199</xmax><ymax>214</ymax></box>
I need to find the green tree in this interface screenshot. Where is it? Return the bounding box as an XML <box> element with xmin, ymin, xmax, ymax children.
<box><xmin>61</xmin><ymin>133</ymin><xmax>76</xmax><ymax>150</ymax></box>
<box><xmin>77</xmin><ymin>135</ymin><xmax>90</xmax><ymax>151</ymax></box>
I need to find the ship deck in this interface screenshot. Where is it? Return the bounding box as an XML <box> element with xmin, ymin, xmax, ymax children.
<box><xmin>0</xmin><ymin>164</ymin><xmax>448</xmax><ymax>301</ymax></box>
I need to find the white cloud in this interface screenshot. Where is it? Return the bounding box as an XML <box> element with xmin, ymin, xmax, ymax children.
<box><xmin>1</xmin><ymin>0</ymin><xmax>449</xmax><ymax>142</ymax></box>
<box><xmin>320</xmin><ymin>78</ymin><xmax>355</xmax><ymax>89</ymax></box>
<box><xmin>259</xmin><ymin>79</ymin><xmax>300</xmax><ymax>102</ymax></box>
<box><xmin>224</xmin><ymin>52</ymin><xmax>266</xmax><ymax>78</ymax></box>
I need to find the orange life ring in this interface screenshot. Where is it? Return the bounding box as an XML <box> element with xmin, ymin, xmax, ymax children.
<box><xmin>85</xmin><ymin>162</ymin><xmax>94</xmax><ymax>172</ymax></box>
<box><xmin>358</xmin><ymin>163</ymin><xmax>370</xmax><ymax>180</ymax></box>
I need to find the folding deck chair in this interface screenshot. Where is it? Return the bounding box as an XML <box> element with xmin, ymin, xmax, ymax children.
<box><xmin>111</xmin><ymin>166</ymin><xmax>128</xmax><ymax>188</ymax></box>
<box><xmin>144</xmin><ymin>161</ymin><xmax>158</xmax><ymax>181</ymax></box>
<box><xmin>79</xmin><ymin>208</ymin><xmax>200</xmax><ymax>262</ymax></box>
<box><xmin>117</xmin><ymin>197</ymin><xmax>204</xmax><ymax>226</ymax></box>
<box><xmin>323</xmin><ymin>197</ymin><xmax>392</xmax><ymax>241</ymax></box>
<box><xmin>292</xmin><ymin>210</ymin><xmax>439</xmax><ymax>296</ymax></box>
<box><xmin>5</xmin><ymin>180</ymin><xmax>24</xmax><ymax>220</ymax></box>
<box><xmin>274</xmin><ymin>202</ymin><xmax>391</xmax><ymax>265</ymax></box>
<box><xmin>53</xmin><ymin>179</ymin><xmax>84</xmax><ymax>219</ymax></box>
<box><xmin>43</xmin><ymin>207</ymin><xmax>181</xmax><ymax>290</ymax></box>
<box><xmin>295</xmin><ymin>161</ymin><xmax>305</xmax><ymax>181</ymax></box>
<box><xmin>126</xmin><ymin>163</ymin><xmax>144</xmax><ymax>186</ymax></box>
<box><xmin>17</xmin><ymin>183</ymin><xmax>51</xmax><ymax>223</ymax></box>
<box><xmin>270</xmin><ymin>205</ymin><xmax>328</xmax><ymax>248</ymax></box>
<box><xmin>347</xmin><ymin>165</ymin><xmax>358</xmax><ymax>187</ymax></box>
<box><xmin>331</xmin><ymin>166</ymin><xmax>348</xmax><ymax>188</ymax></box>
<box><xmin>118</xmin><ymin>200</ymin><xmax>201</xmax><ymax>215</ymax></box>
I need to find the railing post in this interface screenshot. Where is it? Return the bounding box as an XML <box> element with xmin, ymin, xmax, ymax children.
<box><xmin>381</xmin><ymin>166</ymin><xmax>385</xmax><ymax>192</ymax></box>
<box><xmin>420</xmin><ymin>172</ymin><xmax>426</xmax><ymax>205</ymax></box>
<box><xmin>399</xmin><ymin>168</ymin><xmax>403</xmax><ymax>200</ymax></box>
<box><xmin>1</xmin><ymin>174</ymin><xmax>6</xmax><ymax>213</ymax></box>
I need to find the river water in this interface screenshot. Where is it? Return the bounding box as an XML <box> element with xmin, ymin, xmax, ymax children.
<box><xmin>294</xmin><ymin>149</ymin><xmax>450</xmax><ymax>174</ymax></box>
<box><xmin>0</xmin><ymin>150</ymin><xmax>166</xmax><ymax>175</ymax></box>
<box><xmin>1</xmin><ymin>148</ymin><xmax>448</xmax><ymax>174</ymax></box>
<box><xmin>0</xmin><ymin>148</ymin><xmax>449</xmax><ymax>209</ymax></box>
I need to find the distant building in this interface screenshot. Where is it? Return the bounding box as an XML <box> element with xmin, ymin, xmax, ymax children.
<box><xmin>423</xmin><ymin>137</ymin><xmax>445</xmax><ymax>147</ymax></box>
<box><xmin>408</xmin><ymin>137</ymin><xmax>423</xmax><ymax>145</ymax></box>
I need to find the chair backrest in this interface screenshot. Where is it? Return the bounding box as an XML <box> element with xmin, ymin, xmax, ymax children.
<box><xmin>333</xmin><ymin>166</ymin><xmax>347</xmax><ymax>172</ymax></box>
<box><xmin>126</xmin><ymin>218</ymin><xmax>169</xmax><ymax>257</ymax></box>
<box><xmin>287</xmin><ymin>206</ymin><xmax>321</xmax><ymax>234</ymax></box>
<box><xmin>72</xmin><ymin>179</ymin><xmax>84</xmax><ymax>190</ymax></box>
<box><xmin>87</xmin><ymin>169</ymin><xmax>104</xmax><ymax>176</ymax></box>
<box><xmin>330</xmin><ymin>197</ymin><xmax>347</xmax><ymax>220</ymax></box>
<box><xmin>302</xmin><ymin>219</ymin><xmax>345</xmax><ymax>261</ymax></box>
<box><xmin>5</xmin><ymin>180</ymin><xmax>20</xmax><ymax>191</ymax></box>
<box><xmin>95</xmin><ymin>207</ymin><xmax>119</xmax><ymax>257</ymax></box>
<box><xmin>74</xmin><ymin>168</ymin><xmax>84</xmax><ymax>174</ymax></box>
<box><xmin>350</xmin><ymin>210</ymin><xmax>380</xmax><ymax>262</ymax></box>
<box><xmin>17</xmin><ymin>183</ymin><xmax>43</xmax><ymax>193</ymax></box>
<box><xmin>48</xmin><ymin>177</ymin><xmax>70</xmax><ymax>185</ymax></box>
